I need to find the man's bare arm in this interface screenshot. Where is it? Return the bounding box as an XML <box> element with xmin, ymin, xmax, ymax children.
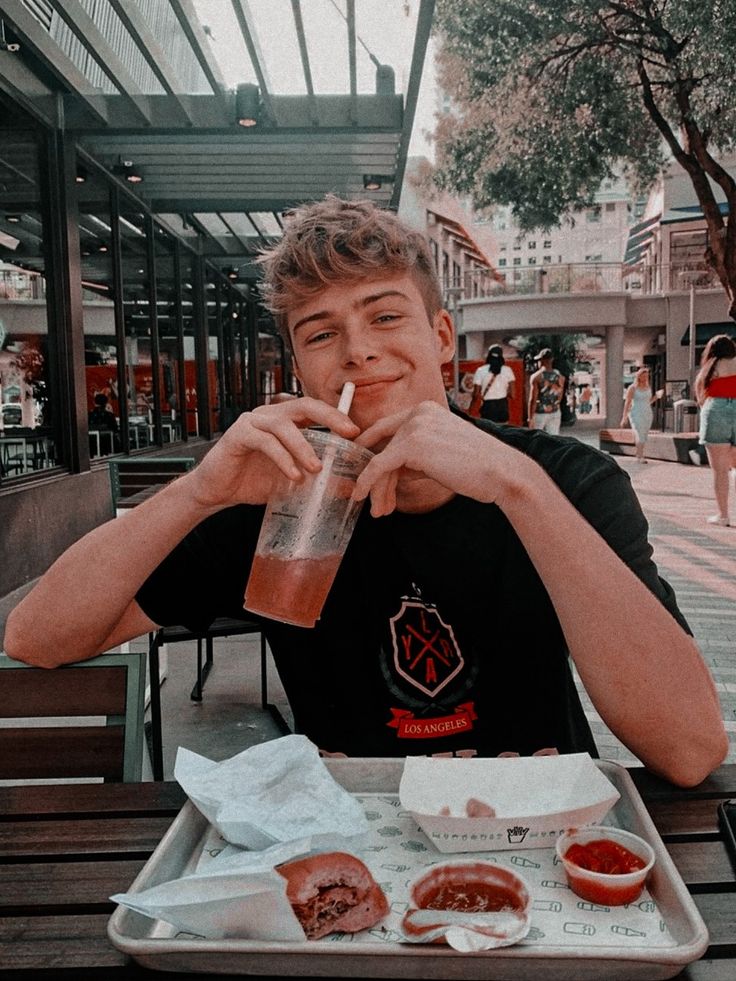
<box><xmin>5</xmin><ymin>399</ymin><xmax>359</xmax><ymax>668</ymax></box>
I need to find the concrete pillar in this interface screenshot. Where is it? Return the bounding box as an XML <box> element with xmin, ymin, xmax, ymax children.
<box><xmin>605</xmin><ymin>323</ymin><xmax>625</xmax><ymax>427</ymax></box>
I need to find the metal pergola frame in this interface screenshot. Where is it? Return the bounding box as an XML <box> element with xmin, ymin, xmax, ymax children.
<box><xmin>0</xmin><ymin>0</ymin><xmax>435</xmax><ymax>280</ymax></box>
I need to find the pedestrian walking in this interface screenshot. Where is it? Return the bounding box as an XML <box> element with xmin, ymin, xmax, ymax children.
<box><xmin>695</xmin><ymin>333</ymin><xmax>736</xmax><ymax>526</ymax></box>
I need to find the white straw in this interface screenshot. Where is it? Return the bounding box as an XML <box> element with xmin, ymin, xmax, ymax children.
<box><xmin>337</xmin><ymin>380</ymin><xmax>355</xmax><ymax>415</ymax></box>
<box><xmin>291</xmin><ymin>382</ymin><xmax>356</xmax><ymax>556</ymax></box>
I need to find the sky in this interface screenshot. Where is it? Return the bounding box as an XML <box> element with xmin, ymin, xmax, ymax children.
<box><xmin>192</xmin><ymin>0</ymin><xmax>438</xmax><ymax>160</ymax></box>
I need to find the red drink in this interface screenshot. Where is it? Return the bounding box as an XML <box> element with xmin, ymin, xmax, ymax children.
<box><xmin>244</xmin><ymin>552</ymin><xmax>343</xmax><ymax>627</ymax></box>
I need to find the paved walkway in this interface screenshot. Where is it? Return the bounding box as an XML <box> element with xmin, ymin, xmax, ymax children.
<box><xmin>571</xmin><ymin>423</ymin><xmax>736</xmax><ymax>766</ymax></box>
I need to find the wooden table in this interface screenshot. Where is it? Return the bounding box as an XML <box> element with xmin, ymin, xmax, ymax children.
<box><xmin>0</xmin><ymin>766</ymin><xmax>734</xmax><ymax>978</ymax></box>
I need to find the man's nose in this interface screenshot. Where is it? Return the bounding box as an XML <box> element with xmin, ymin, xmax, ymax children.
<box><xmin>340</xmin><ymin>329</ymin><xmax>378</xmax><ymax>366</ymax></box>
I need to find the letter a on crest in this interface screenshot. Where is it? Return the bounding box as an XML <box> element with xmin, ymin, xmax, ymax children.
<box><xmin>389</xmin><ymin>599</ymin><xmax>463</xmax><ymax>698</ymax></box>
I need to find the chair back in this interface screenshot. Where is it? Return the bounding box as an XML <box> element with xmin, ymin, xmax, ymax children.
<box><xmin>109</xmin><ymin>457</ymin><xmax>195</xmax><ymax>511</ymax></box>
<box><xmin>0</xmin><ymin>650</ymin><xmax>146</xmax><ymax>783</ymax></box>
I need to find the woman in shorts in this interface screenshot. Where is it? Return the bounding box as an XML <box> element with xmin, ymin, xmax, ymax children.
<box><xmin>695</xmin><ymin>333</ymin><xmax>736</xmax><ymax>527</ymax></box>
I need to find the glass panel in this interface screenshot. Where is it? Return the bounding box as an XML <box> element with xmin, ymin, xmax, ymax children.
<box><xmin>153</xmin><ymin>225</ymin><xmax>182</xmax><ymax>443</ymax></box>
<box><xmin>120</xmin><ymin>206</ymin><xmax>153</xmax><ymax>450</ymax></box>
<box><xmin>206</xmin><ymin>266</ymin><xmax>220</xmax><ymax>434</ymax></box>
<box><xmin>179</xmin><ymin>250</ymin><xmax>198</xmax><ymax>436</ymax></box>
<box><xmin>0</xmin><ymin>100</ymin><xmax>57</xmax><ymax>481</ymax></box>
<box><xmin>78</xmin><ymin>164</ymin><xmax>120</xmax><ymax>459</ymax></box>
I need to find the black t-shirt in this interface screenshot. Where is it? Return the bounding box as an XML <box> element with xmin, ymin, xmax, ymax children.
<box><xmin>137</xmin><ymin>418</ymin><xmax>688</xmax><ymax>759</ymax></box>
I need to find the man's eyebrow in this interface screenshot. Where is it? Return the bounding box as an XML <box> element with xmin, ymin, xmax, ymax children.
<box><xmin>291</xmin><ymin>290</ymin><xmax>410</xmax><ymax>335</ymax></box>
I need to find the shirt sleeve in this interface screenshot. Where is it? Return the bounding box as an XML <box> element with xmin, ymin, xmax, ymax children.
<box><xmin>488</xmin><ymin>422</ymin><xmax>691</xmax><ymax>633</ymax></box>
<box><xmin>472</xmin><ymin>366</ymin><xmax>485</xmax><ymax>386</ymax></box>
<box><xmin>136</xmin><ymin>505</ymin><xmax>264</xmax><ymax>633</ymax></box>
<box><xmin>546</xmin><ymin>442</ymin><xmax>691</xmax><ymax>632</ymax></box>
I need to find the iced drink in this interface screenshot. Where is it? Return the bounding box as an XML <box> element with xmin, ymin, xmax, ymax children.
<box><xmin>244</xmin><ymin>429</ymin><xmax>373</xmax><ymax>628</ymax></box>
<box><xmin>244</xmin><ymin>553</ymin><xmax>343</xmax><ymax>627</ymax></box>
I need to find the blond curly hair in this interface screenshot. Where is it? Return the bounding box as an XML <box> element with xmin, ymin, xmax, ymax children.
<box><xmin>256</xmin><ymin>195</ymin><xmax>443</xmax><ymax>334</ymax></box>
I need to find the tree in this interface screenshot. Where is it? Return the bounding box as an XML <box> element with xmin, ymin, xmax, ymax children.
<box><xmin>432</xmin><ymin>0</ymin><xmax>736</xmax><ymax>319</ymax></box>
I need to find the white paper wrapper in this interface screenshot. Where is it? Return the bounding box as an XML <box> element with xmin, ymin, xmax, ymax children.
<box><xmin>111</xmin><ymin>736</ymin><xmax>372</xmax><ymax>939</ymax></box>
<box><xmin>174</xmin><ymin>735</ymin><xmax>370</xmax><ymax>849</ymax></box>
<box><xmin>110</xmin><ymin>837</ymin><xmax>313</xmax><ymax>940</ymax></box>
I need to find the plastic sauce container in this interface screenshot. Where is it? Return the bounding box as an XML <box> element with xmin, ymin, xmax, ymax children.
<box><xmin>556</xmin><ymin>827</ymin><xmax>655</xmax><ymax>905</ymax></box>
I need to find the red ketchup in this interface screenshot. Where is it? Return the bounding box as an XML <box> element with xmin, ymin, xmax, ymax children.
<box><xmin>563</xmin><ymin>839</ymin><xmax>648</xmax><ymax>905</ymax></box>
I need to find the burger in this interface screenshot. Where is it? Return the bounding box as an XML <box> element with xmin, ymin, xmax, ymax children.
<box><xmin>277</xmin><ymin>851</ymin><xmax>389</xmax><ymax>940</ymax></box>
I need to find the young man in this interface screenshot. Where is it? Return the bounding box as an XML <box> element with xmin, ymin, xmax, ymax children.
<box><xmin>528</xmin><ymin>348</ymin><xmax>566</xmax><ymax>434</ymax></box>
<box><xmin>5</xmin><ymin>197</ymin><xmax>726</xmax><ymax>786</ymax></box>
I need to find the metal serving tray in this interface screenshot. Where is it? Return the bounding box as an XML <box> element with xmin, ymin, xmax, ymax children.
<box><xmin>108</xmin><ymin>759</ymin><xmax>708</xmax><ymax>979</ymax></box>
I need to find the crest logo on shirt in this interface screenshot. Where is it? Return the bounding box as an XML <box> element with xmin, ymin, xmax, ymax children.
<box><xmin>389</xmin><ymin>599</ymin><xmax>464</xmax><ymax>697</ymax></box>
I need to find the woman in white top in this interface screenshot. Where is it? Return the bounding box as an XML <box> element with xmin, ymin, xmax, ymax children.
<box><xmin>472</xmin><ymin>345</ymin><xmax>516</xmax><ymax>423</ymax></box>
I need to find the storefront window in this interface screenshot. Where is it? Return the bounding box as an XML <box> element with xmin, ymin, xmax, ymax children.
<box><xmin>78</xmin><ymin>165</ymin><xmax>119</xmax><ymax>458</ymax></box>
<box><xmin>120</xmin><ymin>206</ymin><xmax>153</xmax><ymax>450</ymax></box>
<box><xmin>179</xmin><ymin>250</ymin><xmax>198</xmax><ymax>436</ymax></box>
<box><xmin>0</xmin><ymin>102</ymin><xmax>57</xmax><ymax>482</ymax></box>
<box><xmin>206</xmin><ymin>267</ymin><xmax>221</xmax><ymax>433</ymax></box>
<box><xmin>153</xmin><ymin>225</ymin><xmax>182</xmax><ymax>443</ymax></box>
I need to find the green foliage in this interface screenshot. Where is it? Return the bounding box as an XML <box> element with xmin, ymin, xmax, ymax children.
<box><xmin>518</xmin><ymin>334</ymin><xmax>586</xmax><ymax>379</ymax></box>
<box><xmin>433</xmin><ymin>0</ymin><xmax>736</xmax><ymax>232</ymax></box>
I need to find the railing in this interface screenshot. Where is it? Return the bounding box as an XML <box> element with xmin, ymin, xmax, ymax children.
<box><xmin>462</xmin><ymin>261</ymin><xmax>721</xmax><ymax>299</ymax></box>
<box><xmin>0</xmin><ymin>269</ymin><xmax>46</xmax><ymax>301</ymax></box>
<box><xmin>0</xmin><ymin>268</ymin><xmax>107</xmax><ymax>304</ymax></box>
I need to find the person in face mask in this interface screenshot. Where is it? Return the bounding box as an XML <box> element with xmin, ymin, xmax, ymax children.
<box><xmin>471</xmin><ymin>345</ymin><xmax>516</xmax><ymax>422</ymax></box>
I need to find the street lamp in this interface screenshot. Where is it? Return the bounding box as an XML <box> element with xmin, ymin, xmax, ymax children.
<box><xmin>678</xmin><ymin>271</ymin><xmax>702</xmax><ymax>395</ymax></box>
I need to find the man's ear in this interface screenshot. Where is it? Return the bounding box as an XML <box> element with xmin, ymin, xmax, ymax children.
<box><xmin>433</xmin><ymin>309</ymin><xmax>456</xmax><ymax>364</ymax></box>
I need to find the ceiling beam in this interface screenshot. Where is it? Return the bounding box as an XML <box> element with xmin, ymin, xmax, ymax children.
<box><xmin>290</xmin><ymin>0</ymin><xmax>319</xmax><ymax>125</ymax></box>
<box><xmin>230</xmin><ymin>0</ymin><xmax>276</xmax><ymax>124</ymax></box>
<box><xmin>0</xmin><ymin>0</ymin><xmax>109</xmax><ymax>125</ymax></box>
<box><xmin>217</xmin><ymin>213</ymin><xmax>258</xmax><ymax>251</ymax></box>
<box><xmin>390</xmin><ymin>0</ymin><xmax>435</xmax><ymax>210</ymax></box>
<box><xmin>108</xmin><ymin>0</ymin><xmax>196</xmax><ymax>127</ymax></box>
<box><xmin>48</xmin><ymin>0</ymin><xmax>153</xmax><ymax>127</ymax></box>
<box><xmin>170</xmin><ymin>0</ymin><xmax>229</xmax><ymax>119</ymax></box>
<box><xmin>0</xmin><ymin>48</ymin><xmax>56</xmax><ymax>127</ymax></box>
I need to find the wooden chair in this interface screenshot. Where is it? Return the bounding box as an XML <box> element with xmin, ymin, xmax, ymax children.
<box><xmin>146</xmin><ymin>617</ymin><xmax>291</xmax><ymax>780</ymax></box>
<box><xmin>108</xmin><ymin>457</ymin><xmax>195</xmax><ymax>512</ymax></box>
<box><xmin>0</xmin><ymin>650</ymin><xmax>146</xmax><ymax>783</ymax></box>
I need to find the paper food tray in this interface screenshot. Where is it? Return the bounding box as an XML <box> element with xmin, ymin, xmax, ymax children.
<box><xmin>107</xmin><ymin>758</ymin><xmax>708</xmax><ymax>980</ymax></box>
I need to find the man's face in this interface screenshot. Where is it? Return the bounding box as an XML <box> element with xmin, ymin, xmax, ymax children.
<box><xmin>286</xmin><ymin>273</ymin><xmax>455</xmax><ymax>430</ymax></box>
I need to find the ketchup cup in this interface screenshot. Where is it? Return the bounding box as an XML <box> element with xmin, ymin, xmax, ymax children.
<box><xmin>556</xmin><ymin>827</ymin><xmax>655</xmax><ymax>906</ymax></box>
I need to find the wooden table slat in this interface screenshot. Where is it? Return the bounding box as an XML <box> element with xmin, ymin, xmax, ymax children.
<box><xmin>667</xmin><ymin>840</ymin><xmax>736</xmax><ymax>887</ymax></box>
<box><xmin>0</xmin><ymin>781</ymin><xmax>186</xmax><ymax>819</ymax></box>
<box><xmin>0</xmin><ymin>859</ymin><xmax>145</xmax><ymax>910</ymax></box>
<box><xmin>0</xmin><ymin>816</ymin><xmax>176</xmax><ymax>859</ymax></box>
<box><xmin>692</xmin><ymin>892</ymin><xmax>736</xmax><ymax>951</ymax></box>
<box><xmin>0</xmin><ymin>914</ymin><xmax>127</xmax><ymax>971</ymax></box>
<box><xmin>647</xmin><ymin>798</ymin><xmax>725</xmax><ymax>837</ymax></box>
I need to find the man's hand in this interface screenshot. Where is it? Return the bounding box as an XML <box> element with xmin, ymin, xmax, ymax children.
<box><xmin>184</xmin><ymin>399</ymin><xmax>360</xmax><ymax>511</ymax></box>
<box><xmin>352</xmin><ymin>402</ymin><xmax>523</xmax><ymax>516</ymax></box>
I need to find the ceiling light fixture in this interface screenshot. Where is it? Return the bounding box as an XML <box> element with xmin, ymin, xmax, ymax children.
<box><xmin>236</xmin><ymin>83</ymin><xmax>260</xmax><ymax>127</ymax></box>
<box><xmin>5</xmin><ymin>214</ymin><xmax>21</xmax><ymax>223</ymax></box>
<box><xmin>0</xmin><ymin>20</ymin><xmax>20</xmax><ymax>52</ymax></box>
<box><xmin>114</xmin><ymin>157</ymin><xmax>143</xmax><ymax>184</ymax></box>
<box><xmin>75</xmin><ymin>165</ymin><xmax>88</xmax><ymax>184</ymax></box>
<box><xmin>363</xmin><ymin>174</ymin><xmax>394</xmax><ymax>191</ymax></box>
<box><xmin>227</xmin><ymin>266</ymin><xmax>238</xmax><ymax>280</ymax></box>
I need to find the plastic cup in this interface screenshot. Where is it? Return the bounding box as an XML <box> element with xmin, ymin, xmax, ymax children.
<box><xmin>556</xmin><ymin>826</ymin><xmax>655</xmax><ymax>906</ymax></box>
<box><xmin>243</xmin><ymin>429</ymin><xmax>373</xmax><ymax>628</ymax></box>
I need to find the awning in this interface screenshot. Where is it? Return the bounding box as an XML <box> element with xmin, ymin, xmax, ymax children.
<box><xmin>662</xmin><ymin>202</ymin><xmax>730</xmax><ymax>225</ymax></box>
<box><xmin>681</xmin><ymin>322</ymin><xmax>736</xmax><ymax>345</ymax></box>
<box><xmin>427</xmin><ymin>210</ymin><xmax>494</xmax><ymax>269</ymax></box>
<box><xmin>622</xmin><ymin>213</ymin><xmax>660</xmax><ymax>265</ymax></box>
